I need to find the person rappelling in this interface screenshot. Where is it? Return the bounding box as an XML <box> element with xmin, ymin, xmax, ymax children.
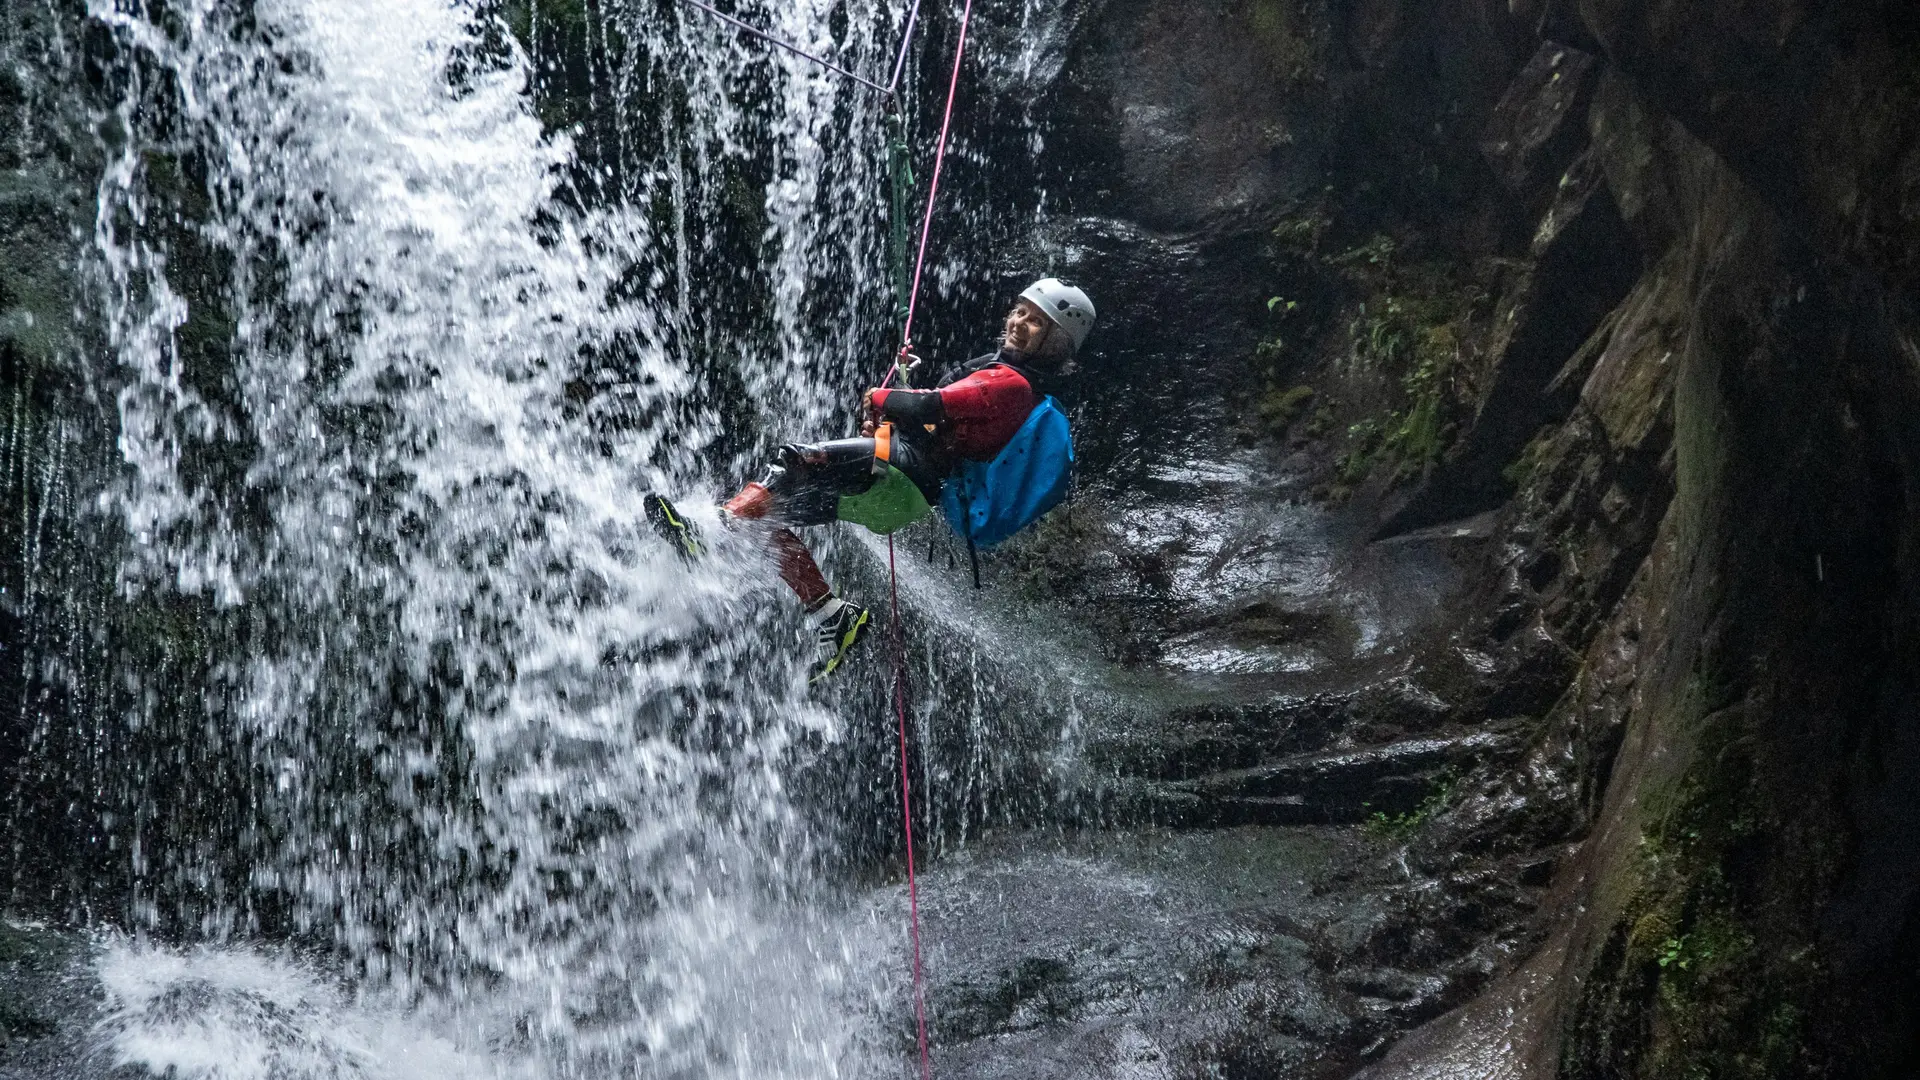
<box><xmin>645</xmin><ymin>277</ymin><xmax>1096</xmax><ymax>679</ymax></box>
<box><xmin>648</xmin><ymin>1</ymin><xmax>1001</xmax><ymax>1067</ymax></box>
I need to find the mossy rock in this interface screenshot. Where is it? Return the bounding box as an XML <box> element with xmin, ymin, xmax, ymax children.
<box><xmin>1258</xmin><ymin>384</ymin><xmax>1315</xmax><ymax>434</ymax></box>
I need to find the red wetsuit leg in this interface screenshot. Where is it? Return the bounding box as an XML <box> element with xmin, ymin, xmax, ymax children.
<box><xmin>771</xmin><ymin>528</ymin><xmax>833</xmax><ymax>609</ymax></box>
<box><xmin>723</xmin><ymin>480</ymin><xmax>833</xmax><ymax>609</ymax></box>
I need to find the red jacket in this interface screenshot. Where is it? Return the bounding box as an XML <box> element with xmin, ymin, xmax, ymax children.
<box><xmin>869</xmin><ymin>363</ymin><xmax>1037</xmax><ymax>462</ymax></box>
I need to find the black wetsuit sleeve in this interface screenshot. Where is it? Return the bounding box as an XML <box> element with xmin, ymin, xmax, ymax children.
<box><xmin>877</xmin><ymin>389</ymin><xmax>946</xmax><ymax>427</ymax></box>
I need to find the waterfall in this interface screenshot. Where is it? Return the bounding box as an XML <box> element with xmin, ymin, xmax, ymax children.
<box><xmin>76</xmin><ymin>0</ymin><xmax>905</xmax><ymax>1074</ymax></box>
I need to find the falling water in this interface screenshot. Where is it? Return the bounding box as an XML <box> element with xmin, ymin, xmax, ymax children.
<box><xmin>0</xmin><ymin>0</ymin><xmax>1105</xmax><ymax>1072</ymax></box>
<box><xmin>74</xmin><ymin>0</ymin><xmax>908</xmax><ymax>1074</ymax></box>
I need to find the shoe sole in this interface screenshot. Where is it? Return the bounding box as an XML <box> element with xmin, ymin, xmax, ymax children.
<box><xmin>643</xmin><ymin>494</ymin><xmax>703</xmax><ymax>560</ymax></box>
<box><xmin>811</xmin><ymin>608</ymin><xmax>872</xmax><ymax>682</ymax></box>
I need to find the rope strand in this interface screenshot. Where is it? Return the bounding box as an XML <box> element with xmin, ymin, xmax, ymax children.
<box><xmin>674</xmin><ymin>0</ymin><xmax>892</xmax><ymax>93</ymax></box>
<box><xmin>886</xmin><ymin>0</ymin><xmax>976</xmax><ymax>388</ymax></box>
<box><xmin>885</xmin><ymin>0</ymin><xmax>924</xmax><ymax>95</ymax></box>
<box><xmin>667</xmin><ymin>5</ymin><xmax>973</xmax><ymax>1075</ymax></box>
<box><xmin>888</xmin><ymin>537</ymin><xmax>933</xmax><ymax>1080</ymax></box>
<box><xmin>886</xmin><ymin>8</ymin><xmax>976</xmax><ymax>1080</ymax></box>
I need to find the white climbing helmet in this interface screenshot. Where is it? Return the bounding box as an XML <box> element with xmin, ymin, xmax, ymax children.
<box><xmin>1019</xmin><ymin>277</ymin><xmax>1097</xmax><ymax>352</ymax></box>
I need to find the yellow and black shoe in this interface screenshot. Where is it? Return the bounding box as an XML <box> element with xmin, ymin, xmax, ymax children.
<box><xmin>643</xmin><ymin>493</ymin><xmax>703</xmax><ymax>561</ymax></box>
<box><xmin>808</xmin><ymin>596</ymin><xmax>873</xmax><ymax>681</ymax></box>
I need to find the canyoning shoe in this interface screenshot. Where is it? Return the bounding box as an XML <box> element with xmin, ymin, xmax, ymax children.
<box><xmin>808</xmin><ymin>597</ymin><xmax>873</xmax><ymax>681</ymax></box>
<box><xmin>643</xmin><ymin>493</ymin><xmax>703</xmax><ymax>560</ymax></box>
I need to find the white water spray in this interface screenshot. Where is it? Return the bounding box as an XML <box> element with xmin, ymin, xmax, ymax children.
<box><xmin>83</xmin><ymin>0</ymin><xmax>903</xmax><ymax>1075</ymax></box>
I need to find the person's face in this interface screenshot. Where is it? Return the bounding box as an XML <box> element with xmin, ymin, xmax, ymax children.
<box><xmin>1002</xmin><ymin>300</ymin><xmax>1054</xmax><ymax>354</ymax></box>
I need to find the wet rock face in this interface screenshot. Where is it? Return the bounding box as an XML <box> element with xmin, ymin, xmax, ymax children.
<box><xmin>909</xmin><ymin>827</ymin><xmax>1536</xmax><ymax>1080</ymax></box>
<box><xmin>0</xmin><ymin>0</ymin><xmax>130</xmax><ymax>924</ymax></box>
<box><xmin>1576</xmin><ymin>0</ymin><xmax>1920</xmax><ymax>292</ymax></box>
<box><xmin>1349</xmin><ymin>6</ymin><xmax>1920</xmax><ymax>1079</ymax></box>
<box><xmin>997</xmin><ymin>0</ymin><xmax>1539</xmax><ymax>673</ymax></box>
<box><xmin>988</xmin><ymin>0</ymin><xmax>1920</xmax><ymax>1076</ymax></box>
<box><xmin>1376</xmin><ymin>133</ymin><xmax>1642</xmax><ymax>536</ymax></box>
<box><xmin>1096</xmin><ymin>0</ymin><xmax>1337</xmax><ymax>231</ymax></box>
<box><xmin>1478</xmin><ymin>45</ymin><xmax>1602</xmax><ymax>215</ymax></box>
<box><xmin>0</xmin><ymin>923</ymin><xmax>85</xmax><ymax>1065</ymax></box>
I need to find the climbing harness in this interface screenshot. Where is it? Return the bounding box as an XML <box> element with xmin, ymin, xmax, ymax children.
<box><xmin>660</xmin><ymin>5</ymin><xmax>978</xmax><ymax>1076</ymax></box>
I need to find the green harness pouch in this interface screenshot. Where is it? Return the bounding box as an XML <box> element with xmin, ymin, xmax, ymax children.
<box><xmin>836</xmin><ymin>464</ymin><xmax>931</xmax><ymax>535</ymax></box>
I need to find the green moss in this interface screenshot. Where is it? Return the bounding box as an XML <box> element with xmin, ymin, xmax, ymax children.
<box><xmin>1640</xmin><ymin>905</ymin><xmax>1806</xmax><ymax>1079</ymax></box>
<box><xmin>1307</xmin><ymin>260</ymin><xmax>1481</xmax><ymax>485</ymax></box>
<box><xmin>1336</xmin><ymin>417</ymin><xmax>1383</xmax><ymax>484</ymax></box>
<box><xmin>1250</xmin><ymin>294</ymin><xmax>1303</xmax><ymax>382</ymax></box>
<box><xmin>1323</xmin><ymin>298</ymin><xmax>1461</xmax><ymax>482</ymax></box>
<box><xmin>1377</xmin><ymin>323</ymin><xmax>1456</xmax><ymax>467</ymax></box>
<box><xmin>1331</xmin><ymin>232</ymin><xmax>1397</xmax><ymax>271</ymax></box>
<box><xmin>1350</xmin><ymin>298</ymin><xmax>1410</xmax><ymax>368</ymax></box>
<box><xmin>1363</xmin><ymin>770</ymin><xmax>1457</xmax><ymax>840</ymax></box>
<box><xmin>1565</xmin><ymin>673</ymin><xmax>1818</xmax><ymax>1079</ymax></box>
<box><xmin>1257</xmin><ymin>384</ymin><xmax>1315</xmax><ymax>433</ymax></box>
<box><xmin>1502</xmin><ymin>428</ymin><xmax>1557</xmax><ymax>488</ymax></box>
<box><xmin>1245</xmin><ymin>0</ymin><xmax>1328</xmax><ymax>84</ymax></box>
<box><xmin>1272</xmin><ymin>209</ymin><xmax>1333</xmax><ymax>254</ymax></box>
<box><xmin>1635</xmin><ymin>750</ymin><xmax>1811</xmax><ymax>1077</ymax></box>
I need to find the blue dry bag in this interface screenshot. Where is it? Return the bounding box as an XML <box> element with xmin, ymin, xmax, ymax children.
<box><xmin>940</xmin><ymin>396</ymin><xmax>1074</xmax><ymax>549</ymax></box>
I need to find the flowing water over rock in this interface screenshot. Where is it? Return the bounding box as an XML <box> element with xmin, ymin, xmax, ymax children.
<box><xmin>14</xmin><ymin>0</ymin><xmax>1920</xmax><ymax>1075</ymax></box>
<box><xmin>10</xmin><ymin>0</ymin><xmax>947</xmax><ymax>1074</ymax></box>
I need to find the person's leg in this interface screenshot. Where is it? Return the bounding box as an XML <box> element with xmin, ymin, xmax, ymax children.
<box><xmin>768</xmin><ymin>528</ymin><xmax>832</xmax><ymax>610</ymax></box>
<box><xmin>722</xmin><ymin>439</ymin><xmax>880</xmax><ymax>606</ymax></box>
<box><xmin>718</xmin><ymin>439</ymin><xmax>884</xmax><ymax>678</ymax></box>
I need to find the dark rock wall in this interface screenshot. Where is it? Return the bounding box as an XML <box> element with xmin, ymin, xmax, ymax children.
<box><xmin>1015</xmin><ymin>0</ymin><xmax>1920</xmax><ymax>1074</ymax></box>
<box><xmin>1354</xmin><ymin>3</ymin><xmax>1920</xmax><ymax>1077</ymax></box>
<box><xmin>0</xmin><ymin>0</ymin><xmax>129</xmax><ymax>914</ymax></box>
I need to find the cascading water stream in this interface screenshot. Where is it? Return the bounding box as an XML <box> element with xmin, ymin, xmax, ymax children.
<box><xmin>79</xmin><ymin>0</ymin><xmax>907</xmax><ymax>1074</ymax></box>
<box><xmin>0</xmin><ymin>0</ymin><xmax>1104</xmax><ymax>1074</ymax></box>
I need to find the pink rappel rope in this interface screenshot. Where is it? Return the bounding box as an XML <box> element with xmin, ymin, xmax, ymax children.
<box><xmin>887</xmin><ymin>4</ymin><xmax>976</xmax><ymax>1080</ymax></box>
<box><xmin>885</xmin><ymin>0</ymin><xmax>975</xmax><ymax>390</ymax></box>
<box><xmin>663</xmin><ymin>4</ymin><xmax>963</xmax><ymax>1074</ymax></box>
<box><xmin>886</xmin><ymin>534</ymin><xmax>932</xmax><ymax>1080</ymax></box>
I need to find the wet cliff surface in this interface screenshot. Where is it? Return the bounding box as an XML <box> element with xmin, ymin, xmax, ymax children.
<box><xmin>919</xmin><ymin>0</ymin><xmax>1920</xmax><ymax>1074</ymax></box>
<box><xmin>4</xmin><ymin>0</ymin><xmax>1920</xmax><ymax>1078</ymax></box>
